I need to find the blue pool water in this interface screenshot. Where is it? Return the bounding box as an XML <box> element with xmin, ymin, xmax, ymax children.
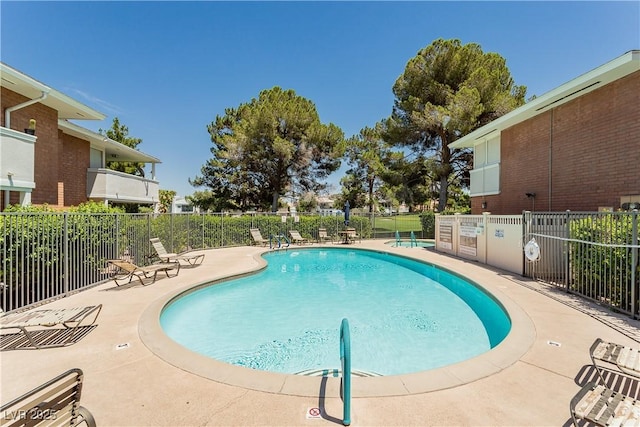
<box><xmin>385</xmin><ymin>240</ymin><xmax>435</xmax><ymax>248</ymax></box>
<box><xmin>160</xmin><ymin>248</ymin><xmax>511</xmax><ymax>376</ymax></box>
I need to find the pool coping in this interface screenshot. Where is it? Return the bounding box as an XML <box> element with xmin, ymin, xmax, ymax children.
<box><xmin>138</xmin><ymin>246</ymin><xmax>536</xmax><ymax>398</ymax></box>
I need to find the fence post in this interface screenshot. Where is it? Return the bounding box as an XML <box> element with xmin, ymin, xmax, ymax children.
<box><xmin>565</xmin><ymin>210</ymin><xmax>571</xmax><ymax>292</ymax></box>
<box><xmin>63</xmin><ymin>212</ymin><xmax>69</xmax><ymax>296</ymax></box>
<box><xmin>115</xmin><ymin>214</ymin><xmax>120</xmax><ymax>259</ymax></box>
<box><xmin>169</xmin><ymin>213</ymin><xmax>174</xmax><ymax>251</ymax></box>
<box><xmin>522</xmin><ymin>211</ymin><xmax>528</xmax><ymax>277</ymax></box>
<box><xmin>632</xmin><ymin>210</ymin><xmax>638</xmax><ymax>319</ymax></box>
<box><xmin>187</xmin><ymin>213</ymin><xmax>191</xmax><ymax>250</ymax></box>
<box><xmin>147</xmin><ymin>214</ymin><xmax>152</xmax><ymax>259</ymax></box>
<box><xmin>221</xmin><ymin>212</ymin><xmax>225</xmax><ymax>248</ymax></box>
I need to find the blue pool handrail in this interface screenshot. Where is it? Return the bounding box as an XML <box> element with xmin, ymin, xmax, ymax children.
<box><xmin>410</xmin><ymin>231</ymin><xmax>417</xmax><ymax>248</ymax></box>
<box><xmin>340</xmin><ymin>318</ymin><xmax>351</xmax><ymax>426</ymax></box>
<box><xmin>395</xmin><ymin>230</ymin><xmax>401</xmax><ymax>247</ymax></box>
<box><xmin>269</xmin><ymin>234</ymin><xmax>291</xmax><ymax>250</ymax></box>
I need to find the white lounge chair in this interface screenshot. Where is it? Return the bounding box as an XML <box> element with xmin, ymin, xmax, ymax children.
<box><xmin>106</xmin><ymin>259</ymin><xmax>179</xmax><ymax>286</ymax></box>
<box><xmin>590</xmin><ymin>337</ymin><xmax>640</xmax><ymax>382</ymax></box>
<box><xmin>0</xmin><ymin>305</ymin><xmax>102</xmax><ymax>349</ymax></box>
<box><xmin>149</xmin><ymin>238</ymin><xmax>205</xmax><ymax>266</ymax></box>
<box><xmin>250</xmin><ymin>228</ymin><xmax>268</xmax><ymax>246</ymax></box>
<box><xmin>570</xmin><ymin>381</ymin><xmax>640</xmax><ymax>426</ymax></box>
<box><xmin>289</xmin><ymin>230</ymin><xmax>309</xmax><ymax>245</ymax></box>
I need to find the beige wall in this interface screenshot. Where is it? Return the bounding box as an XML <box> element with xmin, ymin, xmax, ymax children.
<box><xmin>435</xmin><ymin>214</ymin><xmax>524</xmax><ymax>275</ymax></box>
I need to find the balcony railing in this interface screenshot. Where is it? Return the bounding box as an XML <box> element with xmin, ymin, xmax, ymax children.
<box><xmin>0</xmin><ymin>127</ymin><xmax>36</xmax><ymax>191</ymax></box>
<box><xmin>87</xmin><ymin>168</ymin><xmax>159</xmax><ymax>204</ymax></box>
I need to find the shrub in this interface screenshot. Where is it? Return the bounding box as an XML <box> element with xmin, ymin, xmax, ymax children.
<box><xmin>569</xmin><ymin>214</ymin><xmax>639</xmax><ymax>312</ymax></box>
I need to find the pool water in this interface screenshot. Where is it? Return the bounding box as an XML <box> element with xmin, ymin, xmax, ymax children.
<box><xmin>385</xmin><ymin>240</ymin><xmax>435</xmax><ymax>248</ymax></box>
<box><xmin>160</xmin><ymin>248</ymin><xmax>510</xmax><ymax>376</ymax></box>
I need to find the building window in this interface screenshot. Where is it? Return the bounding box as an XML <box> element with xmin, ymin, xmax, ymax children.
<box><xmin>470</xmin><ymin>136</ymin><xmax>500</xmax><ymax>196</ymax></box>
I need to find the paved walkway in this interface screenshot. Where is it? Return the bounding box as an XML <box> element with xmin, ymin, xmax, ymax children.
<box><xmin>1</xmin><ymin>241</ymin><xmax>638</xmax><ymax>426</ymax></box>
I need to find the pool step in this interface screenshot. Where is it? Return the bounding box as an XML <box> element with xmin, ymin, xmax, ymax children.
<box><xmin>295</xmin><ymin>368</ymin><xmax>382</xmax><ymax>377</ymax></box>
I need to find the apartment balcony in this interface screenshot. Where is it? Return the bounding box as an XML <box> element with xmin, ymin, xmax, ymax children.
<box><xmin>0</xmin><ymin>127</ymin><xmax>36</xmax><ymax>192</ymax></box>
<box><xmin>87</xmin><ymin>168</ymin><xmax>159</xmax><ymax>204</ymax></box>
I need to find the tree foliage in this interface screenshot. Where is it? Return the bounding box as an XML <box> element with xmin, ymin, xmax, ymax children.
<box><xmin>335</xmin><ymin>172</ymin><xmax>368</xmax><ymax>211</ymax></box>
<box><xmin>386</xmin><ymin>38</ymin><xmax>526</xmax><ymax>211</ymax></box>
<box><xmin>191</xmin><ymin>87</ymin><xmax>344</xmax><ymax>212</ymax></box>
<box><xmin>158</xmin><ymin>189</ymin><xmax>176</xmax><ymax>214</ymax></box>
<box><xmin>341</xmin><ymin>122</ymin><xmax>398</xmax><ymax>213</ymax></box>
<box><xmin>382</xmin><ymin>153</ymin><xmax>433</xmax><ymax>212</ymax></box>
<box><xmin>99</xmin><ymin>117</ymin><xmax>146</xmax><ymax>177</ymax></box>
<box><xmin>187</xmin><ymin>189</ymin><xmax>237</xmax><ymax>212</ymax></box>
<box><xmin>297</xmin><ymin>192</ymin><xmax>319</xmax><ymax>213</ymax></box>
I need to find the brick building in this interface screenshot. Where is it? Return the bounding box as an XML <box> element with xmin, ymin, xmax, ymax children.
<box><xmin>0</xmin><ymin>62</ymin><xmax>161</xmax><ymax>210</ymax></box>
<box><xmin>450</xmin><ymin>50</ymin><xmax>640</xmax><ymax>214</ymax></box>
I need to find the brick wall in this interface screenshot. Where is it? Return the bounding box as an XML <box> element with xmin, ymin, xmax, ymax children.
<box><xmin>60</xmin><ymin>131</ymin><xmax>89</xmax><ymax>206</ymax></box>
<box><xmin>474</xmin><ymin>70</ymin><xmax>640</xmax><ymax>214</ymax></box>
<box><xmin>2</xmin><ymin>87</ymin><xmax>90</xmax><ymax>208</ymax></box>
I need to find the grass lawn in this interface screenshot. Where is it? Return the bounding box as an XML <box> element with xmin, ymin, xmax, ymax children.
<box><xmin>373</xmin><ymin>215</ymin><xmax>422</xmax><ymax>232</ymax></box>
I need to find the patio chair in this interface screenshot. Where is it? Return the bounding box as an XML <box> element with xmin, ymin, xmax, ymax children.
<box><xmin>106</xmin><ymin>259</ymin><xmax>179</xmax><ymax>286</ymax></box>
<box><xmin>0</xmin><ymin>305</ymin><xmax>102</xmax><ymax>350</ymax></box>
<box><xmin>0</xmin><ymin>368</ymin><xmax>96</xmax><ymax>426</ymax></box>
<box><xmin>318</xmin><ymin>228</ymin><xmax>334</xmax><ymax>244</ymax></box>
<box><xmin>570</xmin><ymin>381</ymin><xmax>640</xmax><ymax>426</ymax></box>
<box><xmin>289</xmin><ymin>230</ymin><xmax>309</xmax><ymax>245</ymax></box>
<box><xmin>590</xmin><ymin>337</ymin><xmax>640</xmax><ymax>383</ymax></box>
<box><xmin>149</xmin><ymin>238</ymin><xmax>205</xmax><ymax>266</ymax></box>
<box><xmin>250</xmin><ymin>228</ymin><xmax>268</xmax><ymax>246</ymax></box>
<box><xmin>345</xmin><ymin>227</ymin><xmax>359</xmax><ymax>244</ymax></box>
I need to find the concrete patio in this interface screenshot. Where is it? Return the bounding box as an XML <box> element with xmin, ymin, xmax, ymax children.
<box><xmin>1</xmin><ymin>240</ymin><xmax>639</xmax><ymax>426</ymax></box>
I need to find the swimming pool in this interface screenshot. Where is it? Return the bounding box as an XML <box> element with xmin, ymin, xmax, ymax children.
<box><xmin>384</xmin><ymin>240</ymin><xmax>435</xmax><ymax>248</ymax></box>
<box><xmin>160</xmin><ymin>248</ymin><xmax>510</xmax><ymax>376</ymax></box>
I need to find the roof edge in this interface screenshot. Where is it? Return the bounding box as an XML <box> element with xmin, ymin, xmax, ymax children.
<box><xmin>58</xmin><ymin>119</ymin><xmax>162</xmax><ymax>164</ymax></box>
<box><xmin>1</xmin><ymin>62</ymin><xmax>106</xmax><ymax>121</ymax></box>
<box><xmin>450</xmin><ymin>50</ymin><xmax>640</xmax><ymax>148</ymax></box>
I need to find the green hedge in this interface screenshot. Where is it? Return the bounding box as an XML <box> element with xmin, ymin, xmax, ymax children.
<box><xmin>419</xmin><ymin>212</ymin><xmax>436</xmax><ymax>239</ymax></box>
<box><xmin>569</xmin><ymin>215</ymin><xmax>639</xmax><ymax>312</ymax></box>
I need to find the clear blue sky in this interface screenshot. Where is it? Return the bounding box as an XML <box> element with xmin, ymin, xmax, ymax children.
<box><xmin>2</xmin><ymin>1</ymin><xmax>638</xmax><ymax>197</ymax></box>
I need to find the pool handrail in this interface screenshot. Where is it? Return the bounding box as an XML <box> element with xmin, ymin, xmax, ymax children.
<box><xmin>269</xmin><ymin>233</ymin><xmax>291</xmax><ymax>250</ymax></box>
<box><xmin>395</xmin><ymin>230</ymin><xmax>401</xmax><ymax>247</ymax></box>
<box><xmin>340</xmin><ymin>318</ymin><xmax>351</xmax><ymax>426</ymax></box>
<box><xmin>410</xmin><ymin>231</ymin><xmax>417</xmax><ymax>248</ymax></box>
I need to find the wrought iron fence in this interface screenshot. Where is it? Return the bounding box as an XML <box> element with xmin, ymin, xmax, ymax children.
<box><xmin>0</xmin><ymin>211</ymin><xmax>427</xmax><ymax>312</ymax></box>
<box><xmin>524</xmin><ymin>211</ymin><xmax>639</xmax><ymax>318</ymax></box>
<box><xmin>4</xmin><ymin>208</ymin><xmax>636</xmax><ymax>318</ymax></box>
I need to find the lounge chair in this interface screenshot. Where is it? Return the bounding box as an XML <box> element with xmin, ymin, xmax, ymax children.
<box><xmin>570</xmin><ymin>381</ymin><xmax>640</xmax><ymax>426</ymax></box>
<box><xmin>590</xmin><ymin>337</ymin><xmax>640</xmax><ymax>383</ymax></box>
<box><xmin>150</xmin><ymin>238</ymin><xmax>205</xmax><ymax>266</ymax></box>
<box><xmin>0</xmin><ymin>368</ymin><xmax>96</xmax><ymax>426</ymax></box>
<box><xmin>1</xmin><ymin>305</ymin><xmax>102</xmax><ymax>349</ymax></box>
<box><xmin>250</xmin><ymin>228</ymin><xmax>268</xmax><ymax>246</ymax></box>
<box><xmin>106</xmin><ymin>259</ymin><xmax>179</xmax><ymax>286</ymax></box>
<box><xmin>318</xmin><ymin>228</ymin><xmax>334</xmax><ymax>244</ymax></box>
<box><xmin>289</xmin><ymin>230</ymin><xmax>309</xmax><ymax>245</ymax></box>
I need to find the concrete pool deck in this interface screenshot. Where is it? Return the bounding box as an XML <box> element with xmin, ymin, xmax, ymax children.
<box><xmin>1</xmin><ymin>240</ymin><xmax>639</xmax><ymax>426</ymax></box>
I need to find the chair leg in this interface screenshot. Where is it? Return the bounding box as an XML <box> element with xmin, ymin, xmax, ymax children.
<box><xmin>78</xmin><ymin>406</ymin><xmax>97</xmax><ymax>427</ymax></box>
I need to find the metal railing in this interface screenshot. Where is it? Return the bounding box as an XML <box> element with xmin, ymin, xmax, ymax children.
<box><xmin>524</xmin><ymin>211</ymin><xmax>639</xmax><ymax>318</ymax></box>
<box><xmin>340</xmin><ymin>318</ymin><xmax>351</xmax><ymax>426</ymax></box>
<box><xmin>0</xmin><ymin>211</ymin><xmax>429</xmax><ymax>312</ymax></box>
